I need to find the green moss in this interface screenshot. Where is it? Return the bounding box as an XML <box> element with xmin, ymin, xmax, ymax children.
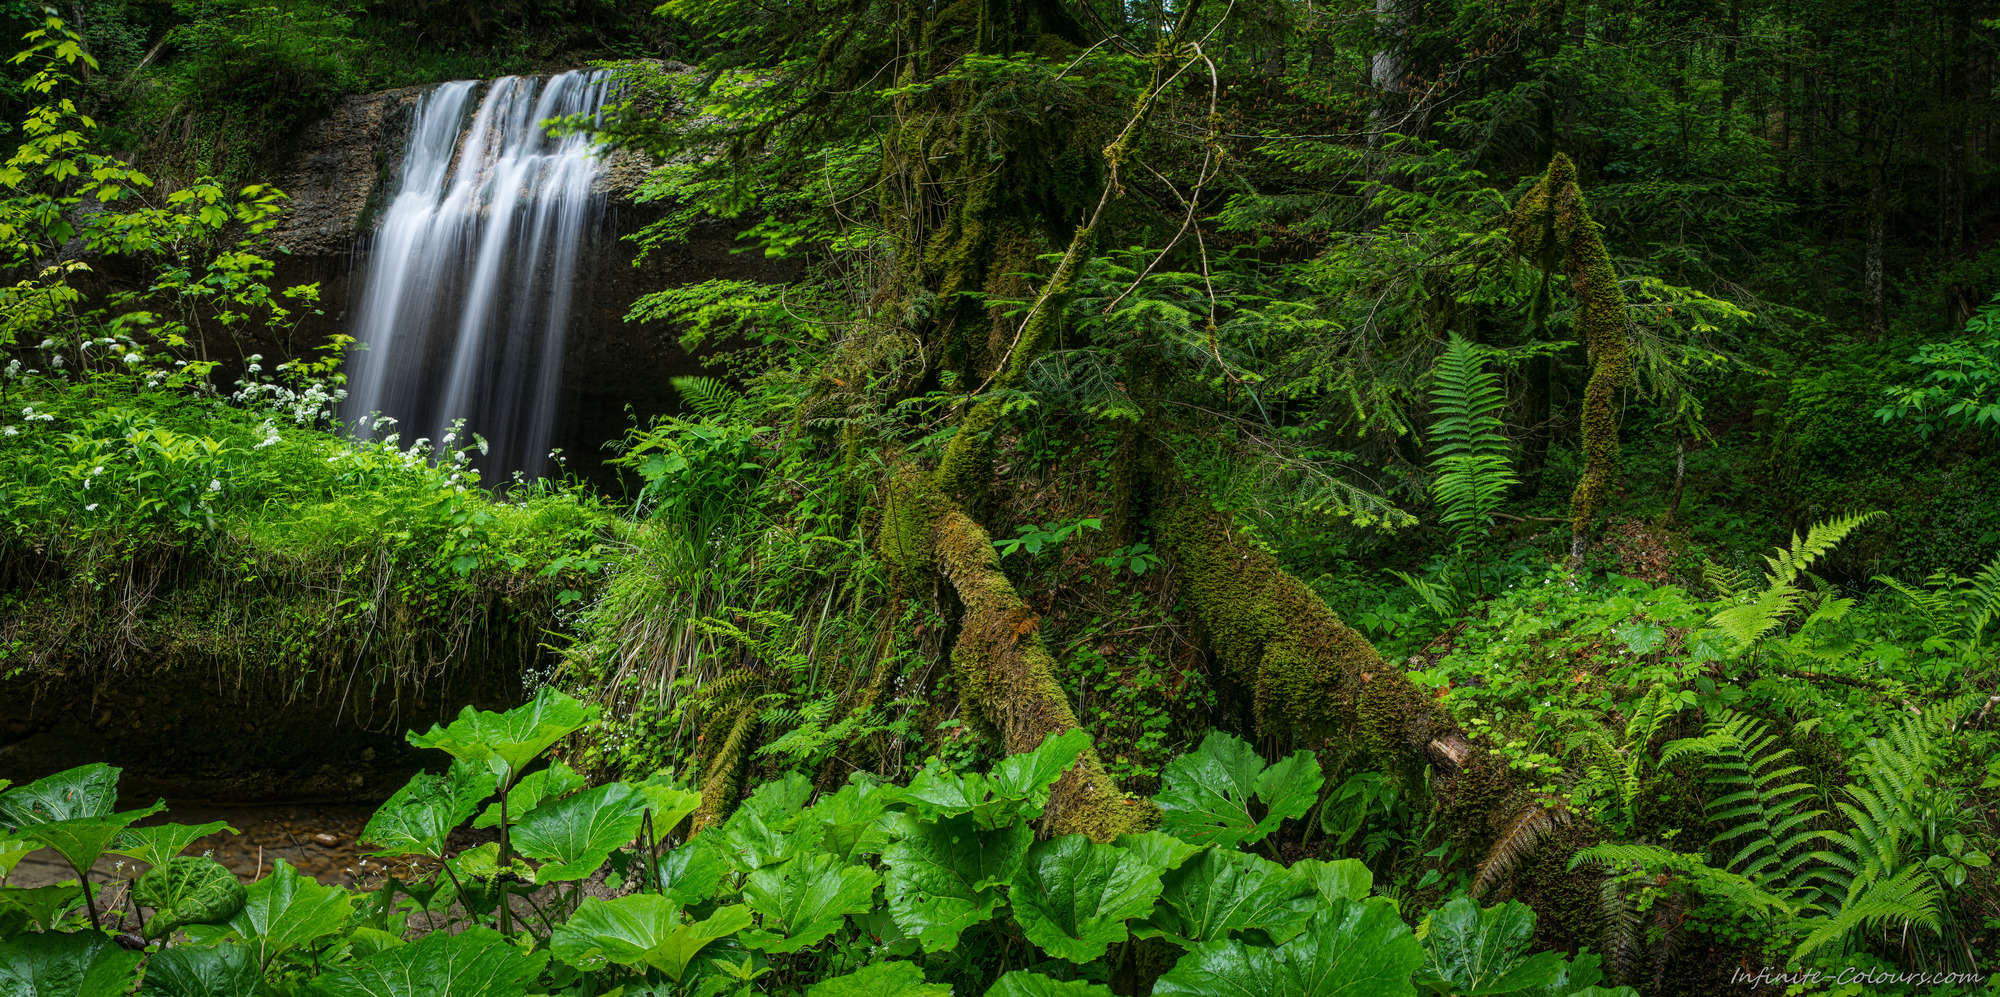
<box><xmin>1507</xmin><ymin>154</ymin><xmax>1632</xmax><ymax>565</ymax></box>
<box><xmin>1159</xmin><ymin>504</ymin><xmax>1455</xmax><ymax>761</ymax></box>
<box><xmin>875</xmin><ymin>470</ymin><xmax>1153</xmax><ymax>840</ymax></box>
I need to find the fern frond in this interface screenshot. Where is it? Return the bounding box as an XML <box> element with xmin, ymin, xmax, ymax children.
<box><xmin>1761</xmin><ymin>511</ymin><xmax>1885</xmax><ymax>586</ymax></box>
<box><xmin>1471</xmin><ymin>804</ymin><xmax>1568</xmax><ymax>898</ymax></box>
<box><xmin>1425</xmin><ymin>333</ymin><xmax>1516</xmax><ymax>545</ymax></box>
<box><xmin>1600</xmin><ymin>874</ymin><xmax>1641</xmax><ymax>986</ymax></box>
<box><xmin>670</xmin><ymin>376</ymin><xmax>743</xmax><ymax>420</ymax></box>
<box><xmin>1709</xmin><ymin>581</ymin><xmax>1804</xmax><ymax>649</ymax></box>
<box><xmin>1703</xmin><ymin>560</ymin><xmax>1749</xmax><ymax>598</ymax></box>
<box><xmin>1793</xmin><ymin>865</ymin><xmax>1942</xmax><ymax>963</ymax></box>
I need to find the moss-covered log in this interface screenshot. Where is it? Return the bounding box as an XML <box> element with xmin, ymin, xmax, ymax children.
<box><xmin>1507</xmin><ymin>153</ymin><xmax>1632</xmax><ymax>568</ymax></box>
<box><xmin>1157</xmin><ymin>504</ymin><xmax>1473</xmax><ymax>772</ymax></box>
<box><xmin>883</xmin><ymin>469</ymin><xmax>1150</xmax><ymax>841</ymax></box>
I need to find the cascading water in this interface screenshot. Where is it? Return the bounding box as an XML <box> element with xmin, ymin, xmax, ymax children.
<box><xmin>342</xmin><ymin>71</ymin><xmax>612</xmax><ymax>480</ymax></box>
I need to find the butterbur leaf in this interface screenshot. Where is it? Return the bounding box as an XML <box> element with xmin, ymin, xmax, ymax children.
<box><xmin>904</xmin><ymin>730</ymin><xmax>1091</xmax><ymax>830</ymax></box>
<box><xmin>511</xmin><ymin>781</ymin><xmax>646</xmax><ymax>881</ymax></box>
<box><xmin>472</xmin><ymin>761</ymin><xmax>582</xmax><ymax>830</ymax></box>
<box><xmin>1292</xmin><ymin>858</ymin><xmax>1373</xmax><ymax>903</ymax></box>
<box><xmin>1152</xmin><ymin>898</ymin><xmax>1424</xmax><ymax>997</ymax></box>
<box><xmin>1112</xmin><ymin>831</ymin><xmax>1203</xmax><ymax>873</ymax></box>
<box><xmin>807</xmin><ymin>777</ymin><xmax>901</xmax><ymax>861</ymax></box>
<box><xmin>741</xmin><ymin>850</ymin><xmax>880</xmax><ymax>952</ymax></box>
<box><xmin>136</xmin><ymin>943</ymin><xmax>260</xmax><ymax>997</ymax></box>
<box><xmin>112</xmin><ymin>821</ymin><xmax>235</xmax><ymax>869</ymax></box>
<box><xmin>1416</xmin><ymin>898</ymin><xmax>1565</xmax><ymax>996</ymax></box>
<box><xmin>718</xmin><ymin>774</ymin><xmax>816</xmax><ymax>871</ymax></box>
<box><xmin>1008</xmin><ymin>833</ymin><xmax>1173</xmax><ymax>963</ymax></box>
<box><xmin>0</xmin><ymin>836</ymin><xmax>37</xmax><ymax>880</ymax></box>
<box><xmin>310</xmin><ymin>925</ymin><xmax>547</xmax><ymax>997</ymax></box>
<box><xmin>552</xmin><ymin>894</ymin><xmax>751</xmax><ymax>981</ymax></box>
<box><xmin>0</xmin><ymin>930</ymin><xmax>143</xmax><ymax>997</ymax></box>
<box><xmin>882</xmin><ymin>812</ymin><xmax>1030</xmax><ymax>951</ymax></box>
<box><xmin>986</xmin><ymin>972</ymin><xmax>1115</xmax><ymax>996</ymax></box>
<box><xmin>1156</xmin><ymin>732</ymin><xmax>1322</xmax><ymax>849</ymax></box>
<box><xmin>0</xmin><ymin>764</ymin><xmax>119</xmax><ymax>825</ymax></box>
<box><xmin>653</xmin><ymin>838</ymin><xmax>731</xmax><ymax>907</ymax></box>
<box><xmin>446</xmin><ymin>843</ymin><xmax>534</xmax><ymax>915</ymax></box>
<box><xmin>406</xmin><ymin>687</ymin><xmax>598</xmax><ymax>783</ymax></box>
<box><xmin>805</xmin><ymin>960</ymin><xmax>952</xmax><ymax>997</ymax></box>
<box><xmin>134</xmin><ymin>856</ymin><xmax>247</xmax><ymax>940</ymax></box>
<box><xmin>198</xmin><ymin>859</ymin><xmax>354</xmax><ymax>966</ymax></box>
<box><xmin>364</xmin><ymin>758</ymin><xmax>495</xmax><ymax>860</ymax></box>
<box><xmin>632</xmin><ymin>782</ymin><xmax>703</xmax><ymax>841</ymax></box>
<box><xmin>0</xmin><ymin>885</ymin><xmax>83</xmax><ymax>931</ymax></box>
<box><xmin>1147</xmin><ymin>848</ymin><xmax>1318</xmax><ymax>947</ymax></box>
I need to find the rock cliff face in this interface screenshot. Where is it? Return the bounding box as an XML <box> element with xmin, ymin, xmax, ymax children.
<box><xmin>256</xmin><ymin>75</ymin><xmax>796</xmax><ymax>478</ymax></box>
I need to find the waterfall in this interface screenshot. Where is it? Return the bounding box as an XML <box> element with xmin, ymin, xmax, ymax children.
<box><xmin>342</xmin><ymin>71</ymin><xmax>613</xmax><ymax>481</ymax></box>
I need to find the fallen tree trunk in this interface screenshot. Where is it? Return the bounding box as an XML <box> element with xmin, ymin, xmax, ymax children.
<box><xmin>882</xmin><ymin>468</ymin><xmax>1152</xmax><ymax>841</ymax></box>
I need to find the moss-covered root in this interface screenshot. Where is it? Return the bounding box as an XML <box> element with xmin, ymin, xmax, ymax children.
<box><xmin>1158</xmin><ymin>504</ymin><xmax>1471</xmax><ymax>773</ymax></box>
<box><xmin>885</xmin><ymin>471</ymin><xmax>1152</xmax><ymax>841</ymax></box>
<box><xmin>1508</xmin><ymin>153</ymin><xmax>1632</xmax><ymax>569</ymax></box>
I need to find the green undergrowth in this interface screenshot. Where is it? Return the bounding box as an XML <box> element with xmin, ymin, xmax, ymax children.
<box><xmin>0</xmin><ymin>377</ymin><xmax>611</xmax><ymax>687</ymax></box>
<box><xmin>0</xmin><ymin>691</ymin><xmax>1641</xmax><ymax>997</ymax></box>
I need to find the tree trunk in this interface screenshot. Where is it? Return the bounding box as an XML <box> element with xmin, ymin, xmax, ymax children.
<box><xmin>1507</xmin><ymin>155</ymin><xmax>1632</xmax><ymax>569</ymax></box>
<box><xmin>1862</xmin><ymin>104</ymin><xmax>1889</xmax><ymax>340</ymax></box>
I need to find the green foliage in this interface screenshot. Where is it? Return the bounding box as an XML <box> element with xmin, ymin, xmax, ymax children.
<box><xmin>1426</xmin><ymin>334</ymin><xmax>1518</xmax><ymax>548</ymax></box>
<box><xmin>0</xmin><ymin>930</ymin><xmax>142</xmax><ymax>997</ymax></box>
<box><xmin>132</xmin><ymin>856</ymin><xmax>247</xmax><ymax>940</ymax></box>
<box><xmin>1154</xmin><ymin>732</ymin><xmax>1325</xmax><ymax>851</ymax></box>
<box><xmin>1877</xmin><ymin>293</ymin><xmax>2000</xmax><ymax>438</ymax></box>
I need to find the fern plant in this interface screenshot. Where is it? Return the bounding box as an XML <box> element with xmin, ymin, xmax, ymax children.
<box><xmin>1705</xmin><ymin>510</ymin><xmax>1884</xmax><ymax>652</ymax></box>
<box><xmin>1425</xmin><ymin>333</ymin><xmax>1517</xmax><ymax>549</ymax></box>
<box><xmin>1875</xmin><ymin>554</ymin><xmax>2000</xmax><ymax>660</ymax></box>
<box><xmin>1796</xmin><ymin>697</ymin><xmax>1985</xmax><ymax>966</ymax></box>
<box><xmin>1658</xmin><ymin>713</ymin><xmax>1829</xmax><ymax>901</ymax></box>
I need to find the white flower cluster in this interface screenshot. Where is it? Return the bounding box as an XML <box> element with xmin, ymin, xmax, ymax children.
<box><xmin>19</xmin><ymin>406</ymin><xmax>54</xmax><ymax>423</ymax></box>
<box><xmin>232</xmin><ymin>352</ymin><xmax>349</xmax><ymax>426</ymax></box>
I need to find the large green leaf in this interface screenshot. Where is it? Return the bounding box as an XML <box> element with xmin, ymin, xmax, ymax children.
<box><xmin>1415</xmin><ymin>898</ymin><xmax>1566</xmax><ymax>996</ymax></box>
<box><xmin>0</xmin><ymin>764</ymin><xmax>163</xmax><ymax>891</ymax></box>
<box><xmin>1145</xmin><ymin>848</ymin><xmax>1318</xmax><ymax>947</ymax></box>
<box><xmin>649</xmin><ymin>838</ymin><xmax>731</xmax><ymax>907</ymax></box>
<box><xmin>0</xmin><ymin>764</ymin><xmax>119</xmax><ymax>824</ymax></box>
<box><xmin>0</xmin><ymin>930</ymin><xmax>143</xmax><ymax>997</ymax></box>
<box><xmin>310</xmin><ymin>925</ymin><xmax>547</xmax><ymax>997</ymax></box>
<box><xmin>0</xmin><ymin>837</ymin><xmax>37</xmax><ymax>882</ymax></box>
<box><xmin>135</xmin><ymin>856</ymin><xmax>248</xmax><ymax>940</ymax></box>
<box><xmin>0</xmin><ymin>886</ymin><xmax>81</xmax><ymax>932</ymax></box>
<box><xmin>986</xmin><ymin>972</ymin><xmax>1115</xmax><ymax>996</ymax></box>
<box><xmin>903</xmin><ymin>730</ymin><xmax>1092</xmax><ymax>830</ymax></box>
<box><xmin>363</xmin><ymin>759</ymin><xmax>496</xmax><ymax>860</ymax></box>
<box><xmin>551</xmin><ymin>894</ymin><xmax>751</xmax><ymax>981</ymax></box>
<box><xmin>717</xmin><ymin>773</ymin><xmax>817</xmax><ymax>871</ymax></box>
<box><xmin>510</xmin><ymin>781</ymin><xmax>646</xmax><ymax>882</ymax></box>
<box><xmin>111</xmin><ymin>821</ymin><xmax>235</xmax><ymax>870</ymax></box>
<box><xmin>405</xmin><ymin>687</ymin><xmax>598</xmax><ymax>784</ymax></box>
<box><xmin>806</xmin><ymin>777</ymin><xmax>902</xmax><ymax>862</ymax></box>
<box><xmin>805</xmin><ymin>960</ymin><xmax>952</xmax><ymax>997</ymax></box>
<box><xmin>197</xmin><ymin>859</ymin><xmax>354</xmax><ymax>966</ymax></box>
<box><xmin>1152</xmin><ymin>898</ymin><xmax>1424</xmax><ymax>997</ymax></box>
<box><xmin>632</xmin><ymin>782</ymin><xmax>704</xmax><ymax>842</ymax></box>
<box><xmin>136</xmin><ymin>943</ymin><xmax>261</xmax><ymax>997</ymax></box>
<box><xmin>1008</xmin><ymin>833</ymin><xmax>1173</xmax><ymax>963</ymax></box>
<box><xmin>1291</xmin><ymin>858</ymin><xmax>1372</xmax><ymax>904</ymax></box>
<box><xmin>882</xmin><ymin>812</ymin><xmax>1030</xmax><ymax>952</ymax></box>
<box><xmin>471</xmin><ymin>762</ymin><xmax>583</xmax><ymax>830</ymax></box>
<box><xmin>1155</xmin><ymin>732</ymin><xmax>1323</xmax><ymax>850</ymax></box>
<box><xmin>741</xmin><ymin>850</ymin><xmax>880</xmax><ymax>953</ymax></box>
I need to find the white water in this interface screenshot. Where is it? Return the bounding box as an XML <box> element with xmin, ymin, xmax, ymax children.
<box><xmin>342</xmin><ymin>72</ymin><xmax>613</xmax><ymax>480</ymax></box>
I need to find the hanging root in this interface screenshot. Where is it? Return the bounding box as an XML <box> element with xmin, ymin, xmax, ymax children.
<box><xmin>882</xmin><ymin>468</ymin><xmax>1152</xmax><ymax>841</ymax></box>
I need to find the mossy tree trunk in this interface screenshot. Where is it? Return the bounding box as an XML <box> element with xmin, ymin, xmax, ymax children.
<box><xmin>1506</xmin><ymin>153</ymin><xmax>1632</xmax><ymax>569</ymax></box>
